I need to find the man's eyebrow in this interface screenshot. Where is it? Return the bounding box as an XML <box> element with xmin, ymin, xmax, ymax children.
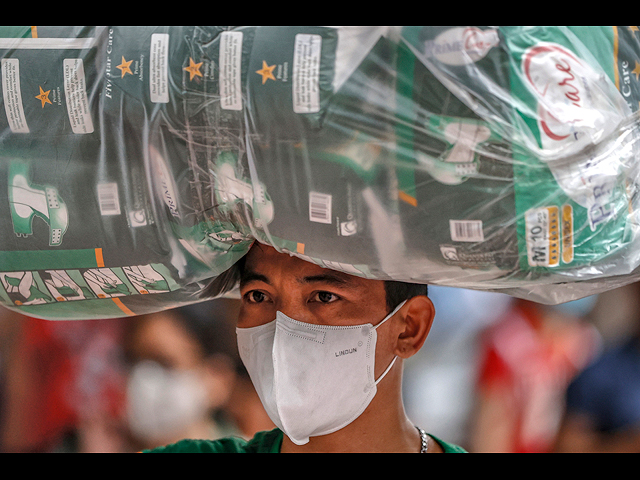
<box><xmin>240</xmin><ymin>270</ymin><xmax>270</xmax><ymax>287</ymax></box>
<box><xmin>240</xmin><ymin>269</ymin><xmax>355</xmax><ymax>288</ymax></box>
<box><xmin>299</xmin><ymin>272</ymin><xmax>353</xmax><ymax>287</ymax></box>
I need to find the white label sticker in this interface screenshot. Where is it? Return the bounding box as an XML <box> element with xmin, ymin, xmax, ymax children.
<box><xmin>219</xmin><ymin>31</ymin><xmax>243</xmax><ymax>111</ymax></box>
<box><xmin>97</xmin><ymin>183</ymin><xmax>121</xmax><ymax>216</ymax></box>
<box><xmin>449</xmin><ymin>220</ymin><xmax>484</xmax><ymax>242</ymax></box>
<box><xmin>525</xmin><ymin>206</ymin><xmax>560</xmax><ymax>267</ymax></box>
<box><xmin>293</xmin><ymin>34</ymin><xmax>321</xmax><ymax>114</ymax></box>
<box><xmin>63</xmin><ymin>59</ymin><xmax>94</xmax><ymax>134</ymax></box>
<box><xmin>150</xmin><ymin>34</ymin><xmax>169</xmax><ymax>103</ymax></box>
<box><xmin>1</xmin><ymin>59</ymin><xmax>29</xmax><ymax>133</ymax></box>
<box><xmin>309</xmin><ymin>191</ymin><xmax>332</xmax><ymax>224</ymax></box>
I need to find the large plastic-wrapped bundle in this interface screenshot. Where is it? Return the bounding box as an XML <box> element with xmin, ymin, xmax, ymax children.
<box><xmin>1</xmin><ymin>26</ymin><xmax>639</xmax><ymax>320</ymax></box>
<box><xmin>0</xmin><ymin>27</ymin><xmax>248</xmax><ymax>320</ymax></box>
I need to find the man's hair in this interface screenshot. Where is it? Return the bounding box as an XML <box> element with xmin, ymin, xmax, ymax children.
<box><xmin>201</xmin><ymin>252</ymin><xmax>428</xmax><ymax>311</ymax></box>
<box><xmin>384</xmin><ymin>281</ymin><xmax>428</xmax><ymax>313</ymax></box>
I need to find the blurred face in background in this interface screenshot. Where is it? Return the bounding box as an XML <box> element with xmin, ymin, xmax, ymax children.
<box><xmin>124</xmin><ymin>311</ymin><xmax>236</xmax><ymax>448</ymax></box>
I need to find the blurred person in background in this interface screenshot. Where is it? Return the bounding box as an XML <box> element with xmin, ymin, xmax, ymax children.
<box><xmin>0</xmin><ymin>297</ymin><xmax>274</xmax><ymax>453</ymax></box>
<box><xmin>123</xmin><ymin>299</ymin><xmax>274</xmax><ymax>451</ymax></box>
<box><xmin>0</xmin><ymin>308</ymin><xmax>128</xmax><ymax>453</ymax></box>
<box><xmin>555</xmin><ymin>282</ymin><xmax>640</xmax><ymax>453</ymax></box>
<box><xmin>468</xmin><ymin>297</ymin><xmax>600</xmax><ymax>453</ymax></box>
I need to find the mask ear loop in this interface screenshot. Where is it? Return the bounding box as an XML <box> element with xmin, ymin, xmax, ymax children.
<box><xmin>372</xmin><ymin>300</ymin><xmax>407</xmax><ymax>385</ymax></box>
<box><xmin>373</xmin><ymin>299</ymin><xmax>407</xmax><ymax>331</ymax></box>
<box><xmin>374</xmin><ymin>356</ymin><xmax>398</xmax><ymax>385</ymax></box>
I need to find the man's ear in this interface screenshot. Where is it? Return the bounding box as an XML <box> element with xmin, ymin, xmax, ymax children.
<box><xmin>394</xmin><ymin>296</ymin><xmax>435</xmax><ymax>359</ymax></box>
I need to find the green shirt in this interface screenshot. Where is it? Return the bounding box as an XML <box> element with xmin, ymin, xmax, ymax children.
<box><xmin>143</xmin><ymin>428</ymin><xmax>467</xmax><ymax>453</ymax></box>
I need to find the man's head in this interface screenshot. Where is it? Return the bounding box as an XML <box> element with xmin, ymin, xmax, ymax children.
<box><xmin>226</xmin><ymin>243</ymin><xmax>436</xmax><ymax>446</ymax></box>
<box><xmin>224</xmin><ymin>243</ymin><xmax>435</xmax><ymax>369</ymax></box>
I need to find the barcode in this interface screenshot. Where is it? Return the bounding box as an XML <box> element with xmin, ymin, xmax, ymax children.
<box><xmin>309</xmin><ymin>191</ymin><xmax>332</xmax><ymax>224</ymax></box>
<box><xmin>97</xmin><ymin>183</ymin><xmax>121</xmax><ymax>216</ymax></box>
<box><xmin>450</xmin><ymin>220</ymin><xmax>484</xmax><ymax>242</ymax></box>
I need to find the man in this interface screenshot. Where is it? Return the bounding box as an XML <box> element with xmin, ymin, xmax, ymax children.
<box><xmin>145</xmin><ymin>243</ymin><xmax>466</xmax><ymax>453</ymax></box>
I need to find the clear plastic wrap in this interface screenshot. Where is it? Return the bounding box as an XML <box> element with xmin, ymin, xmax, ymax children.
<box><xmin>1</xmin><ymin>26</ymin><xmax>640</xmax><ymax>320</ymax></box>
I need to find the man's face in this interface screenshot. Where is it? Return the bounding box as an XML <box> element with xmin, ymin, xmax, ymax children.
<box><xmin>237</xmin><ymin>244</ymin><xmax>389</xmax><ymax>331</ymax></box>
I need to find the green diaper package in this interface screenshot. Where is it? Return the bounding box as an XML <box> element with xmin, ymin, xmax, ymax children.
<box><xmin>1</xmin><ymin>26</ymin><xmax>639</xmax><ymax>319</ymax></box>
<box><xmin>392</xmin><ymin>26</ymin><xmax>640</xmax><ymax>301</ymax></box>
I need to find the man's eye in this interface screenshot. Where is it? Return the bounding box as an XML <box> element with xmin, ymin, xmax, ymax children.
<box><xmin>311</xmin><ymin>291</ymin><xmax>340</xmax><ymax>304</ymax></box>
<box><xmin>245</xmin><ymin>291</ymin><xmax>269</xmax><ymax>304</ymax></box>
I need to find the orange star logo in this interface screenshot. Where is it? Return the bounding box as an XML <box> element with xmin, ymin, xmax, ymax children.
<box><xmin>184</xmin><ymin>57</ymin><xmax>203</xmax><ymax>81</ymax></box>
<box><xmin>35</xmin><ymin>86</ymin><xmax>51</xmax><ymax>108</ymax></box>
<box><xmin>117</xmin><ymin>56</ymin><xmax>133</xmax><ymax>78</ymax></box>
<box><xmin>256</xmin><ymin>60</ymin><xmax>276</xmax><ymax>84</ymax></box>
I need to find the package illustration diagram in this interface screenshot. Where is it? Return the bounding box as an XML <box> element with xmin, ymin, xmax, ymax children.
<box><xmin>8</xmin><ymin>162</ymin><xmax>68</xmax><ymax>247</ymax></box>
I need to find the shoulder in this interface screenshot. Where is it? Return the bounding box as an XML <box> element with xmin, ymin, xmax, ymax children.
<box><xmin>142</xmin><ymin>429</ymin><xmax>284</xmax><ymax>453</ymax></box>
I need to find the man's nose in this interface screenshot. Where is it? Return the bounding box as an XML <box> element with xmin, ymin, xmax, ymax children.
<box><xmin>275</xmin><ymin>297</ymin><xmax>315</xmax><ymax>325</ymax></box>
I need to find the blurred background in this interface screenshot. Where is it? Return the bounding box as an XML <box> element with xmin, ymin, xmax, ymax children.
<box><xmin>1</xmin><ymin>283</ymin><xmax>640</xmax><ymax>452</ymax></box>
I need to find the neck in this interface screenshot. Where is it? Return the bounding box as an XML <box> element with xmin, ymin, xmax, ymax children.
<box><xmin>279</xmin><ymin>362</ymin><xmax>436</xmax><ymax>453</ymax></box>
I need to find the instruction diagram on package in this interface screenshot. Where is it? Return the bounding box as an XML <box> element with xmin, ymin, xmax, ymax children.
<box><xmin>8</xmin><ymin>162</ymin><xmax>69</xmax><ymax>246</ymax></box>
<box><xmin>0</xmin><ymin>271</ymin><xmax>52</xmax><ymax>306</ymax></box>
<box><xmin>122</xmin><ymin>265</ymin><xmax>171</xmax><ymax>295</ymax></box>
<box><xmin>0</xmin><ymin>263</ymin><xmax>179</xmax><ymax>307</ymax></box>
<box><xmin>41</xmin><ymin>269</ymin><xmax>94</xmax><ymax>302</ymax></box>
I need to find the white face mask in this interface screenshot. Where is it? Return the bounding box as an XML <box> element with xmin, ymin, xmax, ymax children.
<box><xmin>126</xmin><ymin>360</ymin><xmax>209</xmax><ymax>442</ymax></box>
<box><xmin>236</xmin><ymin>301</ymin><xmax>405</xmax><ymax>445</ymax></box>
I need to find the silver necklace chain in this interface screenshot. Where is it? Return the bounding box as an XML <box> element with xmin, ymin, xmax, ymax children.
<box><xmin>416</xmin><ymin>426</ymin><xmax>428</xmax><ymax>453</ymax></box>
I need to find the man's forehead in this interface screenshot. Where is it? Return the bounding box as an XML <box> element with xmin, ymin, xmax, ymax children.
<box><xmin>242</xmin><ymin>245</ymin><xmax>365</xmax><ymax>287</ymax></box>
<box><xmin>244</xmin><ymin>244</ymin><xmax>310</xmax><ymax>269</ymax></box>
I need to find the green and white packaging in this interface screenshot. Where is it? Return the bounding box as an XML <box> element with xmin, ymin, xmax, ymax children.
<box><xmin>1</xmin><ymin>26</ymin><xmax>640</xmax><ymax>320</ymax></box>
<box><xmin>0</xmin><ymin>27</ymin><xmax>252</xmax><ymax>319</ymax></box>
<box><xmin>396</xmin><ymin>26</ymin><xmax>640</xmax><ymax>297</ymax></box>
